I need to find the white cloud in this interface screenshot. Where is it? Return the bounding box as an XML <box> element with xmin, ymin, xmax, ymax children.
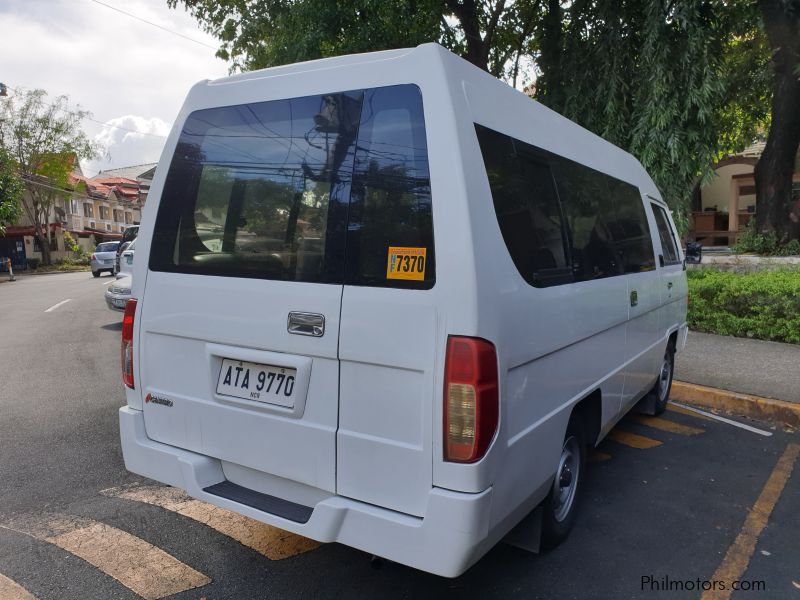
<box><xmin>0</xmin><ymin>0</ymin><xmax>230</xmax><ymax>174</ymax></box>
<box><xmin>85</xmin><ymin>115</ymin><xmax>171</xmax><ymax>176</ymax></box>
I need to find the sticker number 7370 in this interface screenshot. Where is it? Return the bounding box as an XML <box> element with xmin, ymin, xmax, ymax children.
<box><xmin>386</xmin><ymin>246</ymin><xmax>427</xmax><ymax>281</ymax></box>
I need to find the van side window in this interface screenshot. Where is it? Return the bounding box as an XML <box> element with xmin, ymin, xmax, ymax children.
<box><xmin>651</xmin><ymin>203</ymin><xmax>680</xmax><ymax>265</ymax></box>
<box><xmin>346</xmin><ymin>85</ymin><xmax>435</xmax><ymax>289</ymax></box>
<box><xmin>549</xmin><ymin>157</ymin><xmax>623</xmax><ymax>281</ymax></box>
<box><xmin>150</xmin><ymin>92</ymin><xmax>362</xmax><ymax>282</ymax></box>
<box><xmin>606</xmin><ymin>179</ymin><xmax>656</xmax><ymax>273</ymax></box>
<box><xmin>474</xmin><ymin>125</ymin><xmax>570</xmax><ymax>287</ymax></box>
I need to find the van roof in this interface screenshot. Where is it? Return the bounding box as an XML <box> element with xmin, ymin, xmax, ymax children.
<box><xmin>194</xmin><ymin>43</ymin><xmax>661</xmax><ymax>201</ymax></box>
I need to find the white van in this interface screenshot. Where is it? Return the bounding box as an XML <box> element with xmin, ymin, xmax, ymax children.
<box><xmin>119</xmin><ymin>43</ymin><xmax>688</xmax><ymax>577</ymax></box>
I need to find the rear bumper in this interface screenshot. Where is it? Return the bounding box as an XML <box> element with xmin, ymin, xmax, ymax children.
<box><xmin>119</xmin><ymin>406</ymin><xmax>494</xmax><ymax>577</ymax></box>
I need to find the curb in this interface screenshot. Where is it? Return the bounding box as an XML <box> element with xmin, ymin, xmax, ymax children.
<box><xmin>672</xmin><ymin>381</ymin><xmax>800</xmax><ymax>429</ymax></box>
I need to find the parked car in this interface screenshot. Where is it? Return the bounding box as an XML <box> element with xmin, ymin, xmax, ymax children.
<box><xmin>105</xmin><ymin>274</ymin><xmax>132</xmax><ymax>312</ymax></box>
<box><xmin>90</xmin><ymin>241</ymin><xmax>120</xmax><ymax>277</ymax></box>
<box><xmin>117</xmin><ymin>239</ymin><xmax>136</xmax><ymax>277</ymax></box>
<box><xmin>118</xmin><ymin>44</ymin><xmax>688</xmax><ymax>578</ymax></box>
<box><xmin>116</xmin><ymin>225</ymin><xmax>139</xmax><ymax>274</ymax></box>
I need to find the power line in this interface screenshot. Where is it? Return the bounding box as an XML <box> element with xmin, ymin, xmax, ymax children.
<box><xmin>85</xmin><ymin>116</ymin><xmax>168</xmax><ymax>139</ymax></box>
<box><xmin>88</xmin><ymin>0</ymin><xmax>217</xmax><ymax>50</ymax></box>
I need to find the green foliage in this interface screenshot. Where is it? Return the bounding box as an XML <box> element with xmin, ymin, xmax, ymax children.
<box><xmin>0</xmin><ymin>88</ymin><xmax>100</xmax><ymax>264</ymax></box>
<box><xmin>26</xmin><ymin>257</ymin><xmax>40</xmax><ymax>270</ymax></box>
<box><xmin>536</xmin><ymin>1</ymin><xmax>771</xmax><ymax>232</ymax></box>
<box><xmin>687</xmin><ymin>268</ymin><xmax>800</xmax><ymax>343</ymax></box>
<box><xmin>0</xmin><ymin>148</ymin><xmax>24</xmax><ymax>234</ymax></box>
<box><xmin>172</xmin><ymin>1</ymin><xmax>771</xmax><ymax>236</ymax></box>
<box><xmin>734</xmin><ymin>221</ymin><xmax>800</xmax><ymax>255</ymax></box>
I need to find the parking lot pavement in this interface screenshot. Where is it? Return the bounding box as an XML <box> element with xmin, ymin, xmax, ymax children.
<box><xmin>1</xmin><ymin>272</ymin><xmax>798</xmax><ymax>599</ymax></box>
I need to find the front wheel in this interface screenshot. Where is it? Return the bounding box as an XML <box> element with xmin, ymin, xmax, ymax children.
<box><xmin>541</xmin><ymin>415</ymin><xmax>586</xmax><ymax>550</ymax></box>
<box><xmin>651</xmin><ymin>348</ymin><xmax>675</xmax><ymax>415</ymax></box>
<box><xmin>92</xmin><ymin>270</ymin><xmax>100</xmax><ymax>278</ymax></box>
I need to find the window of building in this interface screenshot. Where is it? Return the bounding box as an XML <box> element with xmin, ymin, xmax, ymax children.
<box><xmin>83</xmin><ymin>203</ymin><xmax>94</xmax><ymax>218</ymax></box>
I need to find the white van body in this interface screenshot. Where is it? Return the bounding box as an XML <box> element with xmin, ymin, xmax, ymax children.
<box><xmin>119</xmin><ymin>43</ymin><xmax>688</xmax><ymax>577</ymax></box>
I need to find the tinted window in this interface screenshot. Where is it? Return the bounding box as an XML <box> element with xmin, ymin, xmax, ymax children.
<box><xmin>475</xmin><ymin>125</ymin><xmax>570</xmax><ymax>287</ymax></box>
<box><xmin>346</xmin><ymin>85</ymin><xmax>434</xmax><ymax>289</ymax></box>
<box><xmin>550</xmin><ymin>157</ymin><xmax>623</xmax><ymax>281</ymax></box>
<box><xmin>652</xmin><ymin>203</ymin><xmax>680</xmax><ymax>265</ymax></box>
<box><xmin>605</xmin><ymin>179</ymin><xmax>655</xmax><ymax>273</ymax></box>
<box><xmin>96</xmin><ymin>242</ymin><xmax>119</xmax><ymax>252</ymax></box>
<box><xmin>150</xmin><ymin>92</ymin><xmax>362</xmax><ymax>282</ymax></box>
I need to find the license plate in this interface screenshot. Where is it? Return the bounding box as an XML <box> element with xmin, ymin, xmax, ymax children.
<box><xmin>216</xmin><ymin>359</ymin><xmax>296</xmax><ymax>407</ymax></box>
<box><xmin>112</xmin><ymin>298</ymin><xmax>127</xmax><ymax>308</ymax></box>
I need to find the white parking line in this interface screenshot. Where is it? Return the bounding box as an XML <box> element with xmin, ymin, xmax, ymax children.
<box><xmin>44</xmin><ymin>299</ymin><xmax>72</xmax><ymax>313</ymax></box>
<box><xmin>671</xmin><ymin>402</ymin><xmax>773</xmax><ymax>437</ymax></box>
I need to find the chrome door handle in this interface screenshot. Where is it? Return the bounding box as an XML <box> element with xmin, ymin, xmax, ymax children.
<box><xmin>287</xmin><ymin>312</ymin><xmax>325</xmax><ymax>337</ymax></box>
<box><xmin>630</xmin><ymin>290</ymin><xmax>638</xmax><ymax>307</ymax></box>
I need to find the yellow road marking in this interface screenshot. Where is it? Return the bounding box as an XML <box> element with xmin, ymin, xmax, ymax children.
<box><xmin>667</xmin><ymin>403</ymin><xmax>714</xmax><ymax>421</ymax></box>
<box><xmin>104</xmin><ymin>485</ymin><xmax>320</xmax><ymax>560</ymax></box>
<box><xmin>606</xmin><ymin>429</ymin><xmax>662</xmax><ymax>449</ymax></box>
<box><xmin>626</xmin><ymin>414</ymin><xmax>704</xmax><ymax>435</ymax></box>
<box><xmin>588</xmin><ymin>449</ymin><xmax>612</xmax><ymax>463</ymax></box>
<box><xmin>701</xmin><ymin>443</ymin><xmax>800</xmax><ymax>600</ymax></box>
<box><xmin>1</xmin><ymin>517</ymin><xmax>210</xmax><ymax>600</ymax></box>
<box><xmin>0</xmin><ymin>573</ymin><xmax>37</xmax><ymax>600</ymax></box>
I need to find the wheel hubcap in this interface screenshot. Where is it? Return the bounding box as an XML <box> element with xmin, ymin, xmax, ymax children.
<box><xmin>658</xmin><ymin>353</ymin><xmax>672</xmax><ymax>403</ymax></box>
<box><xmin>553</xmin><ymin>436</ymin><xmax>580</xmax><ymax>523</ymax></box>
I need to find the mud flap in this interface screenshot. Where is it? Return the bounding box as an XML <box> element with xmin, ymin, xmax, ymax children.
<box><xmin>503</xmin><ymin>506</ymin><xmax>542</xmax><ymax>553</ymax></box>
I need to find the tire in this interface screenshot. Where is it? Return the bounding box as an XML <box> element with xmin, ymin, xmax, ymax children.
<box><xmin>92</xmin><ymin>270</ymin><xmax>100</xmax><ymax>278</ymax></box>
<box><xmin>650</xmin><ymin>346</ymin><xmax>675</xmax><ymax>416</ymax></box>
<box><xmin>541</xmin><ymin>415</ymin><xmax>587</xmax><ymax>550</ymax></box>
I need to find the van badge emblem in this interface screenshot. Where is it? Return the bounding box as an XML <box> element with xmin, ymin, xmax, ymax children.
<box><xmin>145</xmin><ymin>393</ymin><xmax>174</xmax><ymax>407</ymax></box>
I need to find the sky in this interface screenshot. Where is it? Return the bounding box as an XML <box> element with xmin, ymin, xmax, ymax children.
<box><xmin>0</xmin><ymin>0</ymin><xmax>230</xmax><ymax>176</ymax></box>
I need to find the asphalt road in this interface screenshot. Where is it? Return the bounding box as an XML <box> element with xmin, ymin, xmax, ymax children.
<box><xmin>0</xmin><ymin>271</ymin><xmax>798</xmax><ymax>600</ymax></box>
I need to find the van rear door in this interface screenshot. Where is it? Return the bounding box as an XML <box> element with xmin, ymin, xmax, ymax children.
<box><xmin>335</xmin><ymin>85</ymin><xmax>437</xmax><ymax>517</ymax></box>
<box><xmin>140</xmin><ymin>91</ymin><xmax>363</xmax><ymax>494</ymax></box>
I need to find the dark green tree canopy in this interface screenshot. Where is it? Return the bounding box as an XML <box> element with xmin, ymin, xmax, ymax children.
<box><xmin>172</xmin><ymin>0</ymin><xmax>772</xmax><ymax>234</ymax></box>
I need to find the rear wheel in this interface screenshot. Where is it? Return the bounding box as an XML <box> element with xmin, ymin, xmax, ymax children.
<box><xmin>92</xmin><ymin>270</ymin><xmax>100</xmax><ymax>278</ymax></box>
<box><xmin>541</xmin><ymin>415</ymin><xmax>586</xmax><ymax>550</ymax></box>
<box><xmin>651</xmin><ymin>347</ymin><xmax>675</xmax><ymax>415</ymax></box>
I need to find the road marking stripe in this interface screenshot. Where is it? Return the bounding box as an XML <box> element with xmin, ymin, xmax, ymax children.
<box><xmin>0</xmin><ymin>573</ymin><xmax>37</xmax><ymax>600</ymax></box>
<box><xmin>588</xmin><ymin>449</ymin><xmax>612</xmax><ymax>463</ymax></box>
<box><xmin>606</xmin><ymin>429</ymin><xmax>662</xmax><ymax>449</ymax></box>
<box><xmin>103</xmin><ymin>485</ymin><xmax>320</xmax><ymax>560</ymax></box>
<box><xmin>626</xmin><ymin>414</ymin><xmax>705</xmax><ymax>435</ymax></box>
<box><xmin>43</xmin><ymin>299</ymin><xmax>71</xmax><ymax>313</ymax></box>
<box><xmin>667</xmin><ymin>403</ymin><xmax>714</xmax><ymax>421</ymax></box>
<box><xmin>1</xmin><ymin>517</ymin><xmax>210</xmax><ymax>600</ymax></box>
<box><xmin>672</xmin><ymin>402</ymin><xmax>773</xmax><ymax>437</ymax></box>
<box><xmin>700</xmin><ymin>443</ymin><xmax>800</xmax><ymax>600</ymax></box>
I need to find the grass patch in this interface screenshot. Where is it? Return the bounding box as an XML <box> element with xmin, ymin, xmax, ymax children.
<box><xmin>688</xmin><ymin>268</ymin><xmax>800</xmax><ymax>344</ymax></box>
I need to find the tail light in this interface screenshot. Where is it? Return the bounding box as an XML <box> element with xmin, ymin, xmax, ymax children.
<box><xmin>91</xmin><ymin>253</ymin><xmax>97</xmax><ymax>261</ymax></box>
<box><xmin>444</xmin><ymin>336</ymin><xmax>499</xmax><ymax>463</ymax></box>
<box><xmin>121</xmin><ymin>299</ymin><xmax>137</xmax><ymax>389</ymax></box>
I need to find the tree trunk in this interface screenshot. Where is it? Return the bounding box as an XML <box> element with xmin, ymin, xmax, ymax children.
<box><xmin>754</xmin><ymin>0</ymin><xmax>800</xmax><ymax>242</ymax></box>
<box><xmin>536</xmin><ymin>0</ymin><xmax>563</xmax><ymax>109</ymax></box>
<box><xmin>446</xmin><ymin>0</ymin><xmax>488</xmax><ymax>70</ymax></box>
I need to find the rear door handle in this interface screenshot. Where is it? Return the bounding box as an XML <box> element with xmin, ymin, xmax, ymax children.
<box><xmin>287</xmin><ymin>312</ymin><xmax>325</xmax><ymax>337</ymax></box>
<box><xmin>667</xmin><ymin>282</ymin><xmax>673</xmax><ymax>289</ymax></box>
<box><xmin>630</xmin><ymin>290</ymin><xmax>638</xmax><ymax>307</ymax></box>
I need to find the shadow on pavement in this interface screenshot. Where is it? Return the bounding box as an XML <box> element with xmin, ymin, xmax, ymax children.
<box><xmin>101</xmin><ymin>322</ymin><xmax>122</xmax><ymax>331</ymax></box>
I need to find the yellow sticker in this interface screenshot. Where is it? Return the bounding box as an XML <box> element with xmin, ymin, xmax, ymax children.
<box><xmin>386</xmin><ymin>246</ymin><xmax>427</xmax><ymax>281</ymax></box>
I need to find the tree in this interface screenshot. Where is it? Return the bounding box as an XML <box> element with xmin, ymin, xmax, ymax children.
<box><xmin>0</xmin><ymin>89</ymin><xmax>98</xmax><ymax>264</ymax></box>
<box><xmin>754</xmin><ymin>0</ymin><xmax>800</xmax><ymax>242</ymax></box>
<box><xmin>0</xmin><ymin>148</ymin><xmax>23</xmax><ymax>235</ymax></box>
<box><xmin>173</xmin><ymin>1</ymin><xmax>770</xmax><ymax>230</ymax></box>
<box><xmin>170</xmin><ymin>0</ymin><xmax>545</xmax><ymax>83</ymax></box>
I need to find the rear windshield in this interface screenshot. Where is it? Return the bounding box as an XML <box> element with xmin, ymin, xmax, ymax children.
<box><xmin>150</xmin><ymin>84</ymin><xmax>434</xmax><ymax>289</ymax></box>
<box><xmin>96</xmin><ymin>242</ymin><xmax>119</xmax><ymax>253</ymax></box>
<box><xmin>121</xmin><ymin>227</ymin><xmax>138</xmax><ymax>244</ymax></box>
